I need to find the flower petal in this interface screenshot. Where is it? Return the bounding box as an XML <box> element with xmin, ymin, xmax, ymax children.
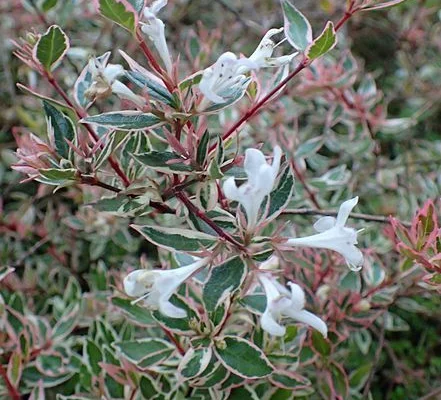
<box><xmin>111</xmin><ymin>80</ymin><xmax>146</xmax><ymax>107</ymax></box>
<box><xmin>159</xmin><ymin>298</ymin><xmax>187</xmax><ymax>318</ymax></box>
<box><xmin>287</xmin><ymin>282</ymin><xmax>305</xmax><ymax>310</ymax></box>
<box><xmin>336</xmin><ymin>197</ymin><xmax>358</xmax><ymax>227</ymax></box>
<box><xmin>286</xmin><ymin>309</ymin><xmax>328</xmax><ymax>338</ymax></box>
<box><xmin>124</xmin><ymin>270</ymin><xmax>149</xmax><ymax>297</ymax></box>
<box><xmin>223</xmin><ymin>177</ymin><xmax>241</xmax><ymax>202</ymax></box>
<box><xmin>313</xmin><ymin>216</ymin><xmax>336</xmax><ymax>232</ymax></box>
<box><xmin>261</xmin><ymin>308</ymin><xmax>286</xmax><ymax>336</ymax></box>
<box><xmin>244</xmin><ymin>148</ymin><xmax>266</xmax><ymax>179</ymax></box>
<box><xmin>103</xmin><ymin>64</ymin><xmax>124</xmax><ymax>82</ymax></box>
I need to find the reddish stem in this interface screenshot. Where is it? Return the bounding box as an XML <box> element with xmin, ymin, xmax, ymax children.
<box><xmin>176</xmin><ymin>191</ymin><xmax>248</xmax><ymax>252</ymax></box>
<box><xmin>211</xmin><ymin>60</ymin><xmax>308</xmax><ymax>153</ymax></box>
<box><xmin>0</xmin><ymin>364</ymin><xmax>20</xmax><ymax>400</ymax></box>
<box><xmin>212</xmin><ymin>5</ymin><xmax>359</xmax><ymax>153</ymax></box>
<box><xmin>290</xmin><ymin>159</ymin><xmax>321</xmax><ymax>209</ymax></box>
<box><xmin>136</xmin><ymin>32</ymin><xmax>175</xmax><ymax>93</ymax></box>
<box><xmin>163</xmin><ymin>329</ymin><xmax>185</xmax><ymax>356</ymax></box>
<box><xmin>45</xmin><ymin>73</ymin><xmax>131</xmax><ymax>187</ymax></box>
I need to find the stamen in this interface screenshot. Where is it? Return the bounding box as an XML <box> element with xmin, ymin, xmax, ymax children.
<box><xmin>274</xmin><ymin>37</ymin><xmax>287</xmax><ymax>49</ymax></box>
<box><xmin>131</xmin><ymin>291</ymin><xmax>151</xmax><ymax>305</ymax></box>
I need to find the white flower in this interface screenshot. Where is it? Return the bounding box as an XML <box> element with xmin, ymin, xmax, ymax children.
<box><xmin>199</xmin><ymin>52</ymin><xmax>257</xmax><ymax>104</ymax></box>
<box><xmin>258</xmin><ymin>273</ymin><xmax>327</xmax><ymax>338</ymax></box>
<box><xmin>124</xmin><ymin>258</ymin><xmax>209</xmax><ymax>318</ymax></box>
<box><xmin>223</xmin><ymin>146</ymin><xmax>282</xmax><ymax>230</ymax></box>
<box><xmin>285</xmin><ymin>197</ymin><xmax>364</xmax><ymax>271</ymax></box>
<box><xmin>249</xmin><ymin>28</ymin><xmax>298</xmax><ymax>68</ymax></box>
<box><xmin>85</xmin><ymin>54</ymin><xmax>145</xmax><ymax>107</ymax></box>
<box><xmin>141</xmin><ymin>0</ymin><xmax>172</xmax><ymax>74</ymax></box>
<box><xmin>198</xmin><ymin>29</ymin><xmax>296</xmax><ymax>105</ymax></box>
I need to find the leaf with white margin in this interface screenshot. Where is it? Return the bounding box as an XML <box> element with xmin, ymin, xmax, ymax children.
<box><xmin>214</xmin><ymin>336</ymin><xmax>274</xmax><ymax>378</ymax></box>
<box><xmin>81</xmin><ymin>111</ymin><xmax>162</xmax><ymax>131</ymax></box>
<box><xmin>131</xmin><ymin>225</ymin><xmax>218</xmax><ymax>252</ymax></box>
<box><xmin>281</xmin><ymin>0</ymin><xmax>312</xmax><ymax>51</ymax></box>
<box><xmin>178</xmin><ymin>347</ymin><xmax>213</xmax><ymax>380</ymax></box>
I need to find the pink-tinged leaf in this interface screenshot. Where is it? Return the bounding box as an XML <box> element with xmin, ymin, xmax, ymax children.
<box><xmin>412</xmin><ymin>200</ymin><xmax>439</xmax><ymax>250</ymax></box>
<box><xmin>396</xmin><ymin>243</ymin><xmax>432</xmax><ymax>269</ymax></box>
<box><xmin>17</xmin><ymin>84</ymin><xmax>76</xmax><ymax>121</ymax></box>
<box><xmin>7</xmin><ymin>352</ymin><xmax>23</xmax><ymax>387</ymax></box>
<box><xmin>95</xmin><ymin>0</ymin><xmax>138</xmax><ymax>34</ymax></box>
<box><xmin>99</xmin><ymin>362</ymin><xmax>130</xmax><ymax>386</ymax></box>
<box><xmin>362</xmin><ymin>0</ymin><xmax>407</xmax><ymax>11</ymax></box>
<box><xmin>28</xmin><ymin>380</ymin><xmax>45</xmax><ymax>400</ymax></box>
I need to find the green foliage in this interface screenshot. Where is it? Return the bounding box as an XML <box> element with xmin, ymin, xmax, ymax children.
<box><xmin>35</xmin><ymin>25</ymin><xmax>69</xmax><ymax>71</ymax></box>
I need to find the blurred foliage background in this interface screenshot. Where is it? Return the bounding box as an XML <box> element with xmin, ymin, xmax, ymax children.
<box><xmin>1</xmin><ymin>0</ymin><xmax>441</xmax><ymax>399</ymax></box>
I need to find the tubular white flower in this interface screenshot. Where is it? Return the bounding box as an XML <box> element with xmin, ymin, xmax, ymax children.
<box><xmin>285</xmin><ymin>197</ymin><xmax>364</xmax><ymax>271</ymax></box>
<box><xmin>124</xmin><ymin>258</ymin><xmax>209</xmax><ymax>318</ymax></box>
<box><xmin>199</xmin><ymin>29</ymin><xmax>297</xmax><ymax>105</ymax></box>
<box><xmin>141</xmin><ymin>0</ymin><xmax>173</xmax><ymax>74</ymax></box>
<box><xmin>249</xmin><ymin>28</ymin><xmax>298</xmax><ymax>68</ymax></box>
<box><xmin>223</xmin><ymin>146</ymin><xmax>282</xmax><ymax>230</ymax></box>
<box><xmin>85</xmin><ymin>55</ymin><xmax>145</xmax><ymax>107</ymax></box>
<box><xmin>259</xmin><ymin>273</ymin><xmax>327</xmax><ymax>338</ymax></box>
<box><xmin>199</xmin><ymin>52</ymin><xmax>257</xmax><ymax>104</ymax></box>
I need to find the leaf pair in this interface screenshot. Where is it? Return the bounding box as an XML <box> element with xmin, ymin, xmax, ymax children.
<box><xmin>281</xmin><ymin>0</ymin><xmax>337</xmax><ymax>61</ymax></box>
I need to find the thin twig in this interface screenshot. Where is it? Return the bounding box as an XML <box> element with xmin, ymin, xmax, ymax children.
<box><xmin>290</xmin><ymin>159</ymin><xmax>321</xmax><ymax>209</ymax></box>
<box><xmin>176</xmin><ymin>191</ymin><xmax>247</xmax><ymax>252</ymax></box>
<box><xmin>418</xmin><ymin>387</ymin><xmax>441</xmax><ymax>400</ymax></box>
<box><xmin>281</xmin><ymin>208</ymin><xmax>411</xmax><ymax>227</ymax></box>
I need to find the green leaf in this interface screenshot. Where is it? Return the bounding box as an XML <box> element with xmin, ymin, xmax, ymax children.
<box><xmin>82</xmin><ymin>111</ymin><xmax>161</xmax><ymax>131</ymax></box>
<box><xmin>132</xmin><ymin>151</ymin><xmax>193</xmax><ymax>174</ymax></box>
<box><xmin>349</xmin><ymin>364</ymin><xmax>372</xmax><ymax>391</ymax></box>
<box><xmin>131</xmin><ymin>224</ymin><xmax>218</xmax><ymax>252</ymax></box>
<box><xmin>197</xmin><ymin>130</ymin><xmax>210</xmax><ymax>166</ymax></box>
<box><xmin>240</xmin><ymin>294</ymin><xmax>266</xmax><ymax>314</ymax></box>
<box><xmin>269</xmin><ymin>371</ymin><xmax>311</xmax><ymax>390</ymax></box>
<box><xmin>281</xmin><ymin>0</ymin><xmax>312</xmax><ymax>51</ymax></box>
<box><xmin>140</xmin><ymin>375</ymin><xmax>162</xmax><ymax>399</ymax></box>
<box><xmin>178</xmin><ymin>347</ymin><xmax>212</xmax><ymax>380</ymax></box>
<box><xmin>203</xmin><ymin>256</ymin><xmax>247</xmax><ymax>313</ymax></box>
<box><xmin>195</xmin><ymin>363</ymin><xmax>229</xmax><ymax>388</ymax></box>
<box><xmin>330</xmin><ymin>362</ymin><xmax>349</xmax><ymax>398</ymax></box>
<box><xmin>43</xmin><ymin>101</ymin><xmax>75</xmax><ymax>158</ymax></box>
<box><xmin>111</xmin><ymin>297</ymin><xmax>155</xmax><ymax>325</ymax></box>
<box><xmin>96</xmin><ymin>0</ymin><xmax>137</xmax><ymax>34</ymax></box>
<box><xmin>214</xmin><ymin>336</ymin><xmax>273</xmax><ymax>378</ymax></box>
<box><xmin>306</xmin><ymin>21</ymin><xmax>337</xmax><ymax>61</ymax></box>
<box><xmin>126</xmin><ymin>71</ymin><xmax>175</xmax><ymax>105</ymax></box>
<box><xmin>42</xmin><ymin>0</ymin><xmax>58</xmax><ymax>12</ymax></box>
<box><xmin>35</xmin><ymin>25</ymin><xmax>69</xmax><ymax>71</ymax></box>
<box><xmin>113</xmin><ymin>338</ymin><xmax>175</xmax><ymax>367</ymax></box>
<box><xmin>267</xmin><ymin>165</ymin><xmax>295</xmax><ymax>219</ymax></box>
<box><xmin>37</xmin><ymin>168</ymin><xmax>77</xmax><ymax>186</ymax></box>
<box><xmin>52</xmin><ymin>304</ymin><xmax>80</xmax><ymax>340</ymax></box>
<box><xmin>295</xmin><ymin>137</ymin><xmax>323</xmax><ymax>159</ymax></box>
<box><xmin>311</xmin><ymin>330</ymin><xmax>331</xmax><ymax>356</ymax></box>
<box><xmin>86</xmin><ymin>340</ymin><xmax>103</xmax><ymax>375</ymax></box>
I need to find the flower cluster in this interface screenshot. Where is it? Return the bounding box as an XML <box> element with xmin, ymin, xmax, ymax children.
<box><xmin>123</xmin><ymin>145</ymin><xmax>363</xmax><ymax>338</ymax></box>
